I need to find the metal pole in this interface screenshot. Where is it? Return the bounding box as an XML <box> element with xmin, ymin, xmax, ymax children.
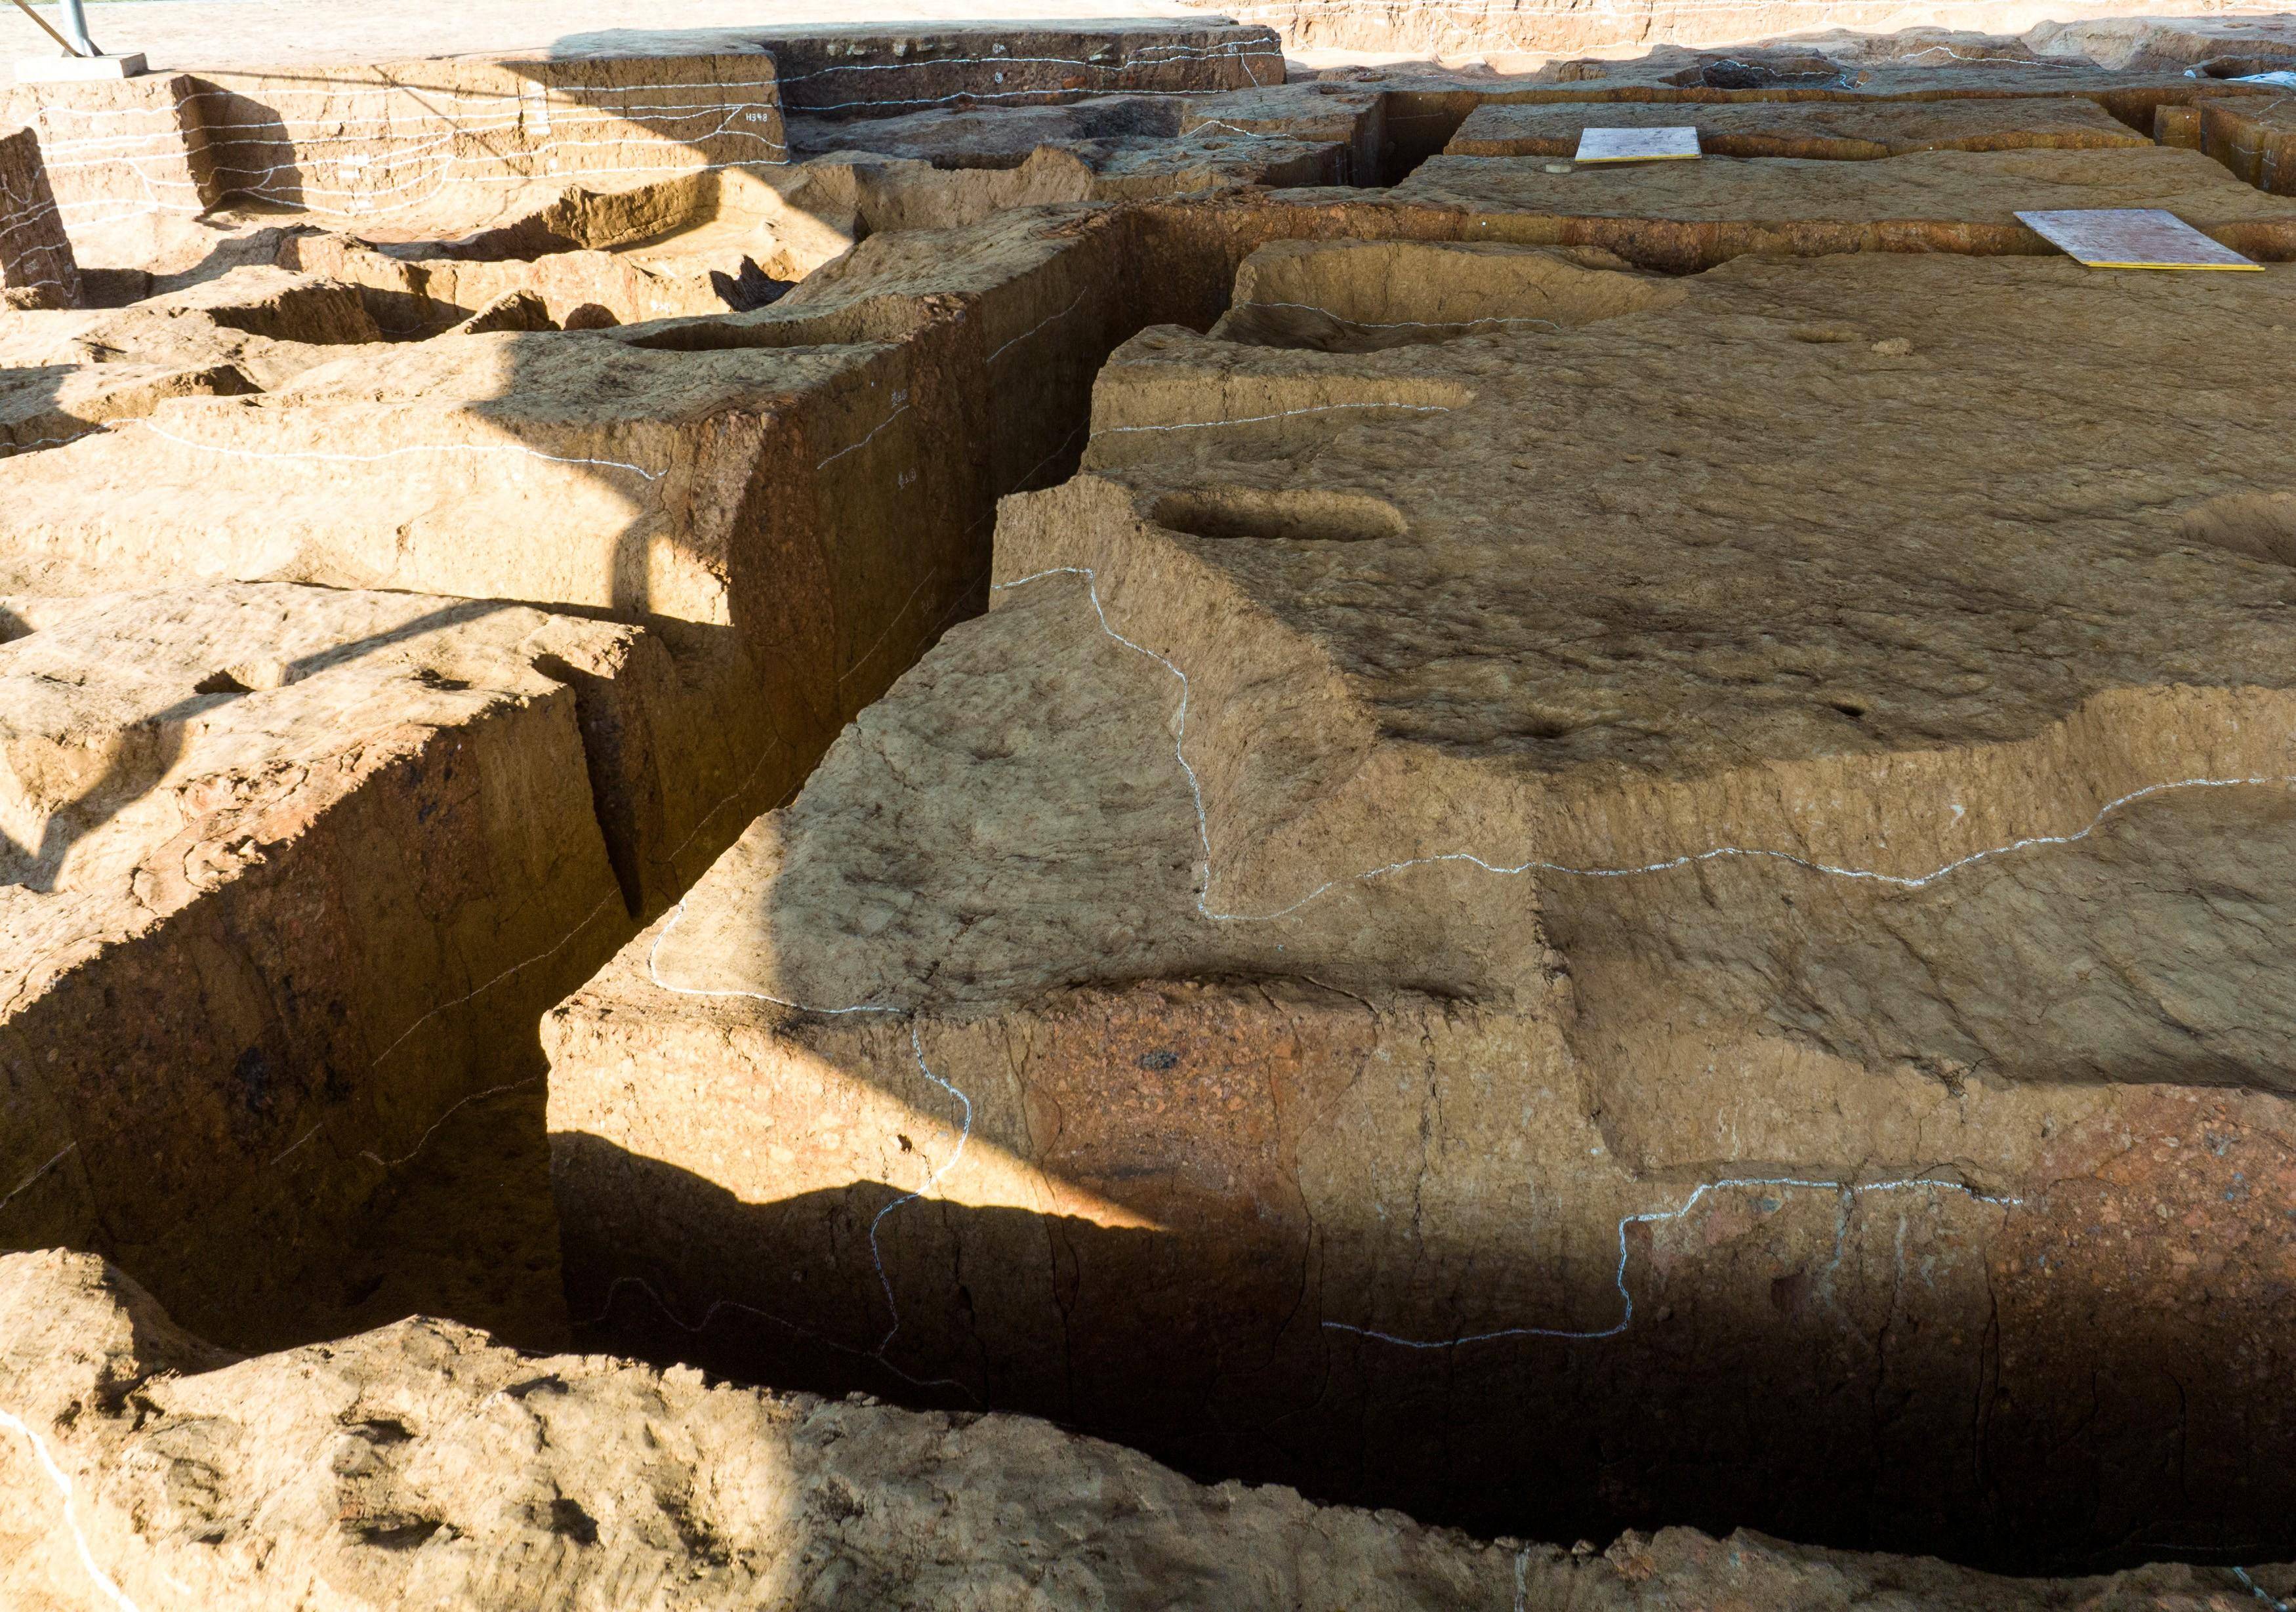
<box><xmin>52</xmin><ymin>0</ymin><xmax>96</xmax><ymax>55</ymax></box>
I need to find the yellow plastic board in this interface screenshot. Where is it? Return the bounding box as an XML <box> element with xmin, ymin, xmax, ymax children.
<box><xmin>2014</xmin><ymin>208</ymin><xmax>2263</xmax><ymax>271</ymax></box>
<box><xmin>1572</xmin><ymin>126</ymin><xmax>1702</xmax><ymax>163</ymax></box>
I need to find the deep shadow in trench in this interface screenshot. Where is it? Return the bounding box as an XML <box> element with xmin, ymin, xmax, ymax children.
<box><xmin>557</xmin><ymin>1136</ymin><xmax>2296</xmax><ymax>1579</ymax></box>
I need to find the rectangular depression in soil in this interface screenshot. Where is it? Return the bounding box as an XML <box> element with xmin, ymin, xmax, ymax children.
<box><xmin>0</xmin><ymin>583</ymin><xmax>690</xmax><ymax>1351</ymax></box>
<box><xmin>1443</xmin><ymin>95</ymin><xmax>2149</xmax><ymax>159</ymax></box>
<box><xmin>0</xmin><ymin>205</ymin><xmax>1161</xmax><ymax>900</ymax></box>
<box><xmin>1384</xmin><ymin>145</ymin><xmax>2296</xmax><ymax>270</ymax></box>
<box><xmin>548</xmin><ymin>242</ymin><xmax>2296</xmax><ymax>1568</ymax></box>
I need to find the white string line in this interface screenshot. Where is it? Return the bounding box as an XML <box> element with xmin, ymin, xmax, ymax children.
<box><xmin>1324</xmin><ymin>1174</ymin><xmax>2020</xmax><ymax>1349</ymax></box>
<box><xmin>1187</xmin><ymin>116</ymin><xmax>1323</xmax><ymax>144</ymax></box>
<box><xmin>1221</xmin><ymin>774</ymin><xmax>2296</xmax><ymax>922</ymax></box>
<box><xmin>171</xmin><ymin>110</ymin><xmax>789</xmax><ymax>152</ymax></box>
<box><xmin>367</xmin><ymin>890</ymin><xmax>623</xmax><ymax>1069</ymax></box>
<box><xmin>79</xmin><ymin>75</ymin><xmax>787</xmax><ymax>114</ymax></box>
<box><xmin>29</xmin><ymin>104</ymin><xmax>777</xmax><ymax>224</ymax></box>
<box><xmin>638</xmin><ymin>905</ymin><xmax>973</xmax><ymax>1367</ymax></box>
<box><xmin>634</xmin><ymin>548</ymin><xmax>2276</xmax><ymax>1372</ymax></box>
<box><xmin>211</xmin><ymin>896</ymin><xmax>621</xmax><ymax>1186</ymax></box>
<box><xmin>4</xmin><ymin>428</ymin><xmax>112</xmax><ymax>457</ymax></box>
<box><xmin>0</xmin><ymin>275</ymin><xmax>74</xmax><ymax>302</ymax></box>
<box><xmin>0</xmin><ymin>1407</ymin><xmax>142</xmax><ymax>1612</ymax></box>
<box><xmin>2238</xmin><ymin>1567</ymin><xmax>2295</xmax><ymax>1611</ymax></box>
<box><xmin>654</xmin><ymin>721</ymin><xmax>798</xmax><ymax>874</ymax></box>
<box><xmin>206</xmin><ymin>117</ymin><xmax>789</xmax><ymax>220</ymax></box>
<box><xmin>199</xmin><ymin>123</ymin><xmax>786</xmax><ymax>187</ymax></box>
<box><xmin>838</xmin><ymin>413</ymin><xmax>1088</xmax><ymax>693</ymax></box>
<box><xmin>30</xmin><ymin>108</ymin><xmax>778</xmax><ymax>156</ymax></box>
<box><xmin>985</xmin><ymin>291</ymin><xmax>1086</xmax><ymax>364</ymax></box>
<box><xmin>267</xmin><ymin>1123</ymin><xmax>320</xmax><ymax>1167</ymax></box>
<box><xmin>268</xmin><ymin>887</ymin><xmax>624</xmax><ymax>1177</ymax></box>
<box><xmin>358</xmin><ymin>1077</ymin><xmax>540</xmax><ymax>1171</ymax></box>
<box><xmin>33</xmin><ymin>104</ymin><xmax>786</xmax><ymax>160</ymax></box>
<box><xmin>132</xmin><ymin>420</ymin><xmax>667</xmax><ymax>481</ymax></box>
<box><xmin>571</xmin><ymin>1270</ymin><xmax>977</xmax><ymax>1396</ymax></box>
<box><xmin>816</xmin><ymin>400</ymin><xmax>911</xmax><ymax>469</ymax></box>
<box><xmin>0</xmin><ymin>742</ymin><xmax>752</xmax><ymax>1230</ymax></box>
<box><xmin>1893</xmin><ymin>45</ymin><xmax>2085</xmax><ymax>68</ymax></box>
<box><xmin>225</xmin><ymin>155</ymin><xmax>792</xmax><ymax>220</ymax></box>
<box><xmin>0</xmin><ymin>192</ymin><xmax>75</xmax><ymax>247</ymax></box>
<box><xmin>197</xmin><ymin>106</ymin><xmax>785</xmax><ymax>184</ymax></box>
<box><xmin>183</xmin><ymin>91</ymin><xmax>790</xmax><ymax>133</ymax></box>
<box><xmin>836</xmin><ymin>562</ymin><xmax>956</xmax><ymax>690</ymax></box>
<box><xmin>615</xmin><ymin>579</ymin><xmax>1130</xmax><ymax>1370</ymax></box>
<box><xmin>49</xmin><ymin>680</ymin><xmax>803</xmax><ymax>1219</ymax></box>
<box><xmin>990</xmin><ymin>567</ymin><xmax>2296</xmax><ymax>920</ymax></box>
<box><xmin>1090</xmin><ymin>400</ymin><xmax>1458</xmax><ymax>436</ymax></box>
<box><xmin>869</xmin><ymin>1022</ymin><xmax>971</xmax><ymax>1352</ymax></box>
<box><xmin>0</xmin><ymin>1143</ymin><xmax>75</xmax><ymax>1216</ymax></box>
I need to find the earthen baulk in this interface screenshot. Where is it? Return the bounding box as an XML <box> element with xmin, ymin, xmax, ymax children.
<box><xmin>6</xmin><ymin>6</ymin><xmax>2296</xmax><ymax>1607</ymax></box>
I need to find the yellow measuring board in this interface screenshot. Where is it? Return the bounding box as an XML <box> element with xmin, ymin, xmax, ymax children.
<box><xmin>1573</xmin><ymin>127</ymin><xmax>1702</xmax><ymax>163</ymax></box>
<box><xmin>2015</xmin><ymin>208</ymin><xmax>2264</xmax><ymax>271</ymax></box>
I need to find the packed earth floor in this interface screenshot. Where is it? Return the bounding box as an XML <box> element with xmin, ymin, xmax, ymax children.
<box><xmin>5</xmin><ymin>3</ymin><xmax>2296</xmax><ymax>1607</ymax></box>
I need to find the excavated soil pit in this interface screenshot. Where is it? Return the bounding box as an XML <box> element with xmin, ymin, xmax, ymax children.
<box><xmin>1443</xmin><ymin>96</ymin><xmax>2150</xmax><ymax>159</ymax></box>
<box><xmin>0</xmin><ymin>197</ymin><xmax>1265</xmax><ymax>1355</ymax></box>
<box><xmin>550</xmin><ymin>238</ymin><xmax>2296</xmax><ymax>1576</ymax></box>
<box><xmin>18</xmin><ymin>27</ymin><xmax>2296</xmax><ymax>1601</ymax></box>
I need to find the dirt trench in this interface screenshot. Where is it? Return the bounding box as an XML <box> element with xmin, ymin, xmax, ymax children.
<box><xmin>548</xmin><ymin>214</ymin><xmax>2296</xmax><ymax>1577</ymax></box>
<box><xmin>14</xmin><ymin>30</ymin><xmax>2296</xmax><ymax>1600</ymax></box>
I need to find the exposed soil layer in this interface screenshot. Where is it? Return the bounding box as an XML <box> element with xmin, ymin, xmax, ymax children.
<box><xmin>0</xmin><ymin>266</ymin><xmax>374</xmax><ymax>452</ymax></box>
<box><xmin>0</xmin><ymin>128</ymin><xmax>77</xmax><ymax>309</ymax></box>
<box><xmin>2196</xmin><ymin>90</ymin><xmax>2296</xmax><ymax>196</ymax></box>
<box><xmin>0</xmin><ymin>21</ymin><xmax>1277</xmax><ymax>287</ymax></box>
<box><xmin>1445</xmin><ymin>96</ymin><xmax>2150</xmax><ymax>158</ymax></box>
<box><xmin>1389</xmin><ymin>146</ymin><xmax>2296</xmax><ymax>270</ymax></box>
<box><xmin>553</xmin><ymin>243</ymin><xmax>2296</xmax><ymax>1571</ymax></box>
<box><xmin>0</xmin><ymin>26</ymin><xmax>1326</xmax><ymax>1369</ymax></box>
<box><xmin>0</xmin><ymin>585</ymin><xmax>692</xmax><ymax>1350</ymax></box>
<box><xmin>11</xmin><ymin>16</ymin><xmax>2296</xmax><ymax>1603</ymax></box>
<box><xmin>13</xmin><ymin>1249</ymin><xmax>2290</xmax><ymax>1610</ymax></box>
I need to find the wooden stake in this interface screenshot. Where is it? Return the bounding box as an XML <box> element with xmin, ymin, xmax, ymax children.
<box><xmin>6</xmin><ymin>0</ymin><xmax>77</xmax><ymax>57</ymax></box>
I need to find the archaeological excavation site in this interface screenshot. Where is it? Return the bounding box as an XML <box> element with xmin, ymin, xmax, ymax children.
<box><xmin>8</xmin><ymin>0</ymin><xmax>2296</xmax><ymax>1603</ymax></box>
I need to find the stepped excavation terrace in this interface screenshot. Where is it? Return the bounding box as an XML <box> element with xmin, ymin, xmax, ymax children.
<box><xmin>4</xmin><ymin>1</ymin><xmax>2296</xmax><ymax>1607</ymax></box>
